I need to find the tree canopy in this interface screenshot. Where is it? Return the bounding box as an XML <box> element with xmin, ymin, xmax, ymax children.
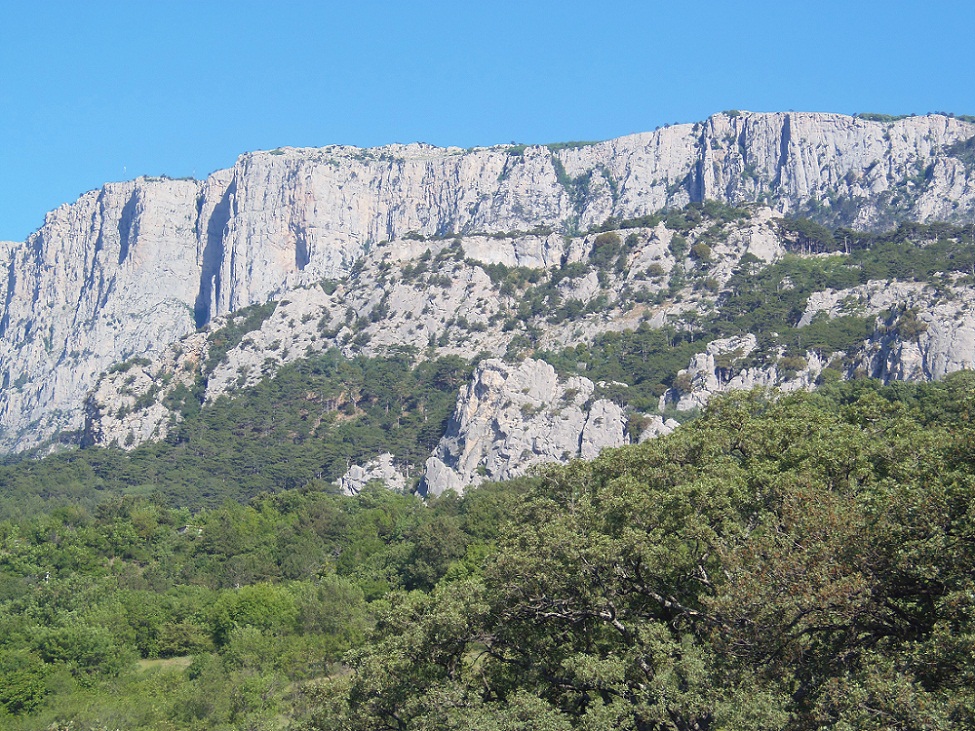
<box><xmin>301</xmin><ymin>375</ymin><xmax>975</xmax><ymax>730</ymax></box>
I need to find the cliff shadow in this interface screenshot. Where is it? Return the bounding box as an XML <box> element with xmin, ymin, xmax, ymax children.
<box><xmin>195</xmin><ymin>181</ymin><xmax>234</xmax><ymax>329</ymax></box>
<box><xmin>118</xmin><ymin>191</ymin><xmax>138</xmax><ymax>265</ymax></box>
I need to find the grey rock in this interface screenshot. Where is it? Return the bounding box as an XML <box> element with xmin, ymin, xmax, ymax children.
<box><xmin>420</xmin><ymin>358</ymin><xmax>629</xmax><ymax>496</ymax></box>
<box><xmin>3</xmin><ymin>112</ymin><xmax>975</xmax><ymax>453</ymax></box>
<box><xmin>803</xmin><ymin>280</ymin><xmax>975</xmax><ymax>380</ymax></box>
<box><xmin>638</xmin><ymin>415</ymin><xmax>681</xmax><ymax>442</ymax></box>
<box><xmin>580</xmin><ymin>399</ymin><xmax>627</xmax><ymax>460</ymax></box>
<box><xmin>338</xmin><ymin>453</ymin><xmax>408</xmax><ymax>496</ymax></box>
<box><xmin>84</xmin><ymin>332</ymin><xmax>208</xmax><ymax>448</ymax></box>
<box><xmin>661</xmin><ymin>334</ymin><xmax>831</xmax><ymax>411</ymax></box>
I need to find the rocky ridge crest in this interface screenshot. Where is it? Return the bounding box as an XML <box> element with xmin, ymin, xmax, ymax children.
<box><xmin>2</xmin><ymin>111</ymin><xmax>975</xmax><ymax>460</ymax></box>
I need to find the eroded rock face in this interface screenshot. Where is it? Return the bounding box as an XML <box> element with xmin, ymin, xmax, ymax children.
<box><xmin>800</xmin><ymin>280</ymin><xmax>975</xmax><ymax>380</ymax></box>
<box><xmin>78</xmin><ymin>208</ymin><xmax>779</xmax><ymax>450</ymax></box>
<box><xmin>661</xmin><ymin>336</ymin><xmax>831</xmax><ymax>413</ymax></box>
<box><xmin>419</xmin><ymin>358</ymin><xmax>630</xmax><ymax>496</ymax></box>
<box><xmin>686</xmin><ymin>113</ymin><xmax>975</xmax><ymax>226</ymax></box>
<box><xmin>660</xmin><ymin>276</ymin><xmax>975</xmax><ymax>413</ymax></box>
<box><xmin>84</xmin><ymin>332</ymin><xmax>209</xmax><ymax>448</ymax></box>
<box><xmin>2</xmin><ymin>112</ymin><xmax>974</xmax><ymax>453</ymax></box>
<box><xmin>338</xmin><ymin>453</ymin><xmax>408</xmax><ymax>496</ymax></box>
<box><xmin>0</xmin><ymin>179</ymin><xmax>204</xmax><ymax>450</ymax></box>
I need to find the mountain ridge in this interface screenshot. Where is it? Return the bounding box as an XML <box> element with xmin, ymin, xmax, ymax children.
<box><xmin>1</xmin><ymin>110</ymin><xmax>975</xmax><ymax>461</ymax></box>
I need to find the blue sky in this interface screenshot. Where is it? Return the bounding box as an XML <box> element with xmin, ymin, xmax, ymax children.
<box><xmin>1</xmin><ymin>0</ymin><xmax>972</xmax><ymax>241</ymax></box>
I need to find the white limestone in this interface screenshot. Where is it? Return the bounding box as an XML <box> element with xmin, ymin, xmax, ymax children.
<box><xmin>2</xmin><ymin>112</ymin><xmax>974</xmax><ymax>453</ymax></box>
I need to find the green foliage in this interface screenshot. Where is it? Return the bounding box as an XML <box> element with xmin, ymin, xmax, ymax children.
<box><xmin>705</xmin><ymin>221</ymin><xmax>975</xmax><ymax>361</ymax></box>
<box><xmin>854</xmin><ymin>112</ymin><xmax>913</xmax><ymax>122</ymax></box>
<box><xmin>664</xmin><ymin>200</ymin><xmax>751</xmax><ymax>233</ymax></box>
<box><xmin>0</xmin><ymin>469</ymin><xmax>532</xmax><ymax>729</ymax></box>
<box><xmin>107</xmin><ymin>356</ymin><xmax>153</xmax><ymax>374</ymax></box>
<box><xmin>588</xmin><ymin>231</ymin><xmax>630</xmax><ymax>274</ymax></box>
<box><xmin>780</xmin><ymin>218</ymin><xmax>975</xmax><ymax>266</ymax></box>
<box><xmin>550</xmin><ymin>156</ymin><xmax>593</xmax><ymax>210</ymax></box>
<box><xmin>472</xmin><ymin>260</ymin><xmax>543</xmax><ymax>297</ymax></box>
<box><xmin>203</xmin><ymin>300</ymin><xmax>278</xmax><ymax>374</ymax></box>
<box><xmin>591</xmin><ymin>212</ymin><xmax>662</xmax><ymax>232</ymax></box>
<box><xmin>668</xmin><ymin>233</ymin><xmax>688</xmax><ymax>258</ymax></box>
<box><xmin>4</xmin><ymin>378</ymin><xmax>975</xmax><ymax>729</ymax></box>
<box><xmin>689</xmin><ymin>241</ymin><xmax>712</xmax><ymax>261</ymax></box>
<box><xmin>715</xmin><ymin>255</ymin><xmax>859</xmax><ymax>337</ymax></box>
<box><xmin>789</xmin><ymin>314</ymin><xmax>875</xmax><ymax>356</ymax></box>
<box><xmin>537</xmin><ymin>324</ymin><xmax>707</xmax><ymax>411</ymax></box>
<box><xmin>313</xmin><ymin>381</ymin><xmax>975</xmax><ymax>730</ymax></box>
<box><xmin>211</xmin><ymin>583</ymin><xmax>298</xmax><ymax>646</ymax></box>
<box><xmin>0</xmin><ymin>651</ymin><xmax>48</xmax><ymax>715</ymax></box>
<box><xmin>544</xmin><ymin>140</ymin><xmax>600</xmax><ymax>152</ymax></box>
<box><xmin>778</xmin><ymin>217</ymin><xmax>837</xmax><ymax>253</ymax></box>
<box><xmin>891</xmin><ymin>306</ymin><xmax>929</xmax><ymax>340</ymax></box>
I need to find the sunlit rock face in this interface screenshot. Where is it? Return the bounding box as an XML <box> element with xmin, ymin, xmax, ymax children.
<box><xmin>1</xmin><ymin>112</ymin><xmax>974</xmax><ymax>453</ymax></box>
<box><xmin>420</xmin><ymin>358</ymin><xmax>627</xmax><ymax>496</ymax></box>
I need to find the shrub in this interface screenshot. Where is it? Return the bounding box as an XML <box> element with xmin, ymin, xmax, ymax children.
<box><xmin>690</xmin><ymin>242</ymin><xmax>713</xmax><ymax>261</ymax></box>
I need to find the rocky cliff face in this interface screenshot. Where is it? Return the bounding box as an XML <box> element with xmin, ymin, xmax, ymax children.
<box><xmin>660</xmin><ymin>279</ymin><xmax>975</xmax><ymax>412</ymax></box>
<box><xmin>660</xmin><ymin>334</ymin><xmax>829</xmax><ymax>412</ymax></box>
<box><xmin>420</xmin><ymin>359</ymin><xmax>629</xmax><ymax>496</ymax></box>
<box><xmin>84</xmin><ymin>207</ymin><xmax>783</xmax><ymax>450</ymax></box>
<box><xmin>2</xmin><ymin>111</ymin><xmax>975</xmax><ymax>453</ymax></box>
<box><xmin>0</xmin><ymin>179</ymin><xmax>204</xmax><ymax>450</ymax></box>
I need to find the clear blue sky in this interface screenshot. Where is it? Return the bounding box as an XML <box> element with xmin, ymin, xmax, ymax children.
<box><xmin>1</xmin><ymin>0</ymin><xmax>972</xmax><ymax>241</ymax></box>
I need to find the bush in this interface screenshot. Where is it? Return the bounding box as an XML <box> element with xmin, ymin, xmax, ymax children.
<box><xmin>690</xmin><ymin>242</ymin><xmax>713</xmax><ymax>261</ymax></box>
<box><xmin>589</xmin><ymin>232</ymin><xmax>623</xmax><ymax>269</ymax></box>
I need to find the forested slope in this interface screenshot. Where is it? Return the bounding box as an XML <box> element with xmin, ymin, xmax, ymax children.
<box><xmin>56</xmin><ymin>209</ymin><xmax>975</xmax><ymax>498</ymax></box>
<box><xmin>301</xmin><ymin>374</ymin><xmax>975</xmax><ymax>731</ymax></box>
<box><xmin>0</xmin><ymin>351</ymin><xmax>471</xmax><ymax>520</ymax></box>
<box><xmin>2</xmin><ymin>375</ymin><xmax>974</xmax><ymax>729</ymax></box>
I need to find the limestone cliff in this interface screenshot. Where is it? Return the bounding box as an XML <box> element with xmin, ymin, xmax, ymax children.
<box><xmin>661</xmin><ymin>279</ymin><xmax>975</xmax><ymax>412</ymax></box>
<box><xmin>85</xmin><ymin>208</ymin><xmax>780</xmax><ymax>449</ymax></box>
<box><xmin>2</xmin><ymin>111</ymin><xmax>975</xmax><ymax>453</ymax></box>
<box><xmin>420</xmin><ymin>359</ymin><xmax>630</xmax><ymax>496</ymax></box>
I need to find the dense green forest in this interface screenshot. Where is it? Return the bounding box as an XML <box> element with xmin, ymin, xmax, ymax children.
<box><xmin>0</xmin><ymin>472</ymin><xmax>530</xmax><ymax>729</ymax></box>
<box><xmin>2</xmin><ymin>374</ymin><xmax>974</xmax><ymax>729</ymax></box>
<box><xmin>301</xmin><ymin>374</ymin><xmax>975</xmax><ymax>731</ymax></box>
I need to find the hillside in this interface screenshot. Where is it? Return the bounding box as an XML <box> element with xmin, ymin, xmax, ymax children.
<box><xmin>81</xmin><ymin>208</ymin><xmax>975</xmax><ymax>497</ymax></box>
<box><xmin>2</xmin><ymin>379</ymin><xmax>974</xmax><ymax>729</ymax></box>
<box><xmin>2</xmin><ymin>109</ymin><xmax>975</xmax><ymax>730</ymax></box>
<box><xmin>1</xmin><ymin>111</ymin><xmax>974</xmax><ymax>458</ymax></box>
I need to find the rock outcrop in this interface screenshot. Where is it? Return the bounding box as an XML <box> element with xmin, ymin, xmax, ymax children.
<box><xmin>420</xmin><ymin>358</ymin><xmax>631</xmax><ymax>496</ymax></box>
<box><xmin>800</xmin><ymin>280</ymin><xmax>975</xmax><ymax>381</ymax></box>
<box><xmin>0</xmin><ymin>179</ymin><xmax>204</xmax><ymax>450</ymax></box>
<box><xmin>82</xmin><ymin>207</ymin><xmax>783</xmax><ymax>449</ymax></box>
<box><xmin>338</xmin><ymin>454</ymin><xmax>409</xmax><ymax>496</ymax></box>
<box><xmin>2</xmin><ymin>112</ymin><xmax>975</xmax><ymax>453</ymax></box>
<box><xmin>661</xmin><ymin>276</ymin><xmax>975</xmax><ymax>413</ymax></box>
<box><xmin>661</xmin><ymin>335</ymin><xmax>830</xmax><ymax>412</ymax></box>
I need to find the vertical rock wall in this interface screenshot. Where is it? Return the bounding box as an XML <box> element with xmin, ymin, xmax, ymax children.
<box><xmin>0</xmin><ymin>112</ymin><xmax>973</xmax><ymax>452</ymax></box>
